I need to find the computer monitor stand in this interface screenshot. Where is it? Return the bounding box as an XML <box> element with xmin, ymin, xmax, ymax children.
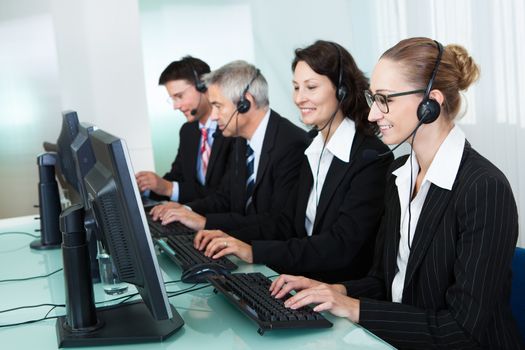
<box><xmin>56</xmin><ymin>204</ymin><xmax>184</xmax><ymax>348</ymax></box>
<box><xmin>31</xmin><ymin>152</ymin><xmax>62</xmax><ymax>250</ymax></box>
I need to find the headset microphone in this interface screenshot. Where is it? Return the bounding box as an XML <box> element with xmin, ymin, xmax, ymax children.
<box><xmin>307</xmin><ymin>102</ymin><xmax>342</xmax><ymax>138</ymax></box>
<box><xmin>190</xmin><ymin>92</ymin><xmax>203</xmax><ymax>116</ymax></box>
<box><xmin>219</xmin><ymin>109</ymin><xmax>239</xmax><ymax>135</ymax></box>
<box><xmin>362</xmin><ymin>114</ymin><xmax>428</xmax><ymax>161</ymax></box>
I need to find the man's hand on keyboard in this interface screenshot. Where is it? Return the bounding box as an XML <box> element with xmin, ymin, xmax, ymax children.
<box><xmin>204</xmin><ymin>235</ymin><xmax>253</xmax><ymax>263</ymax></box>
<box><xmin>149</xmin><ymin>202</ymin><xmax>182</xmax><ymax>221</ymax></box>
<box><xmin>135</xmin><ymin>171</ymin><xmax>172</xmax><ymax>197</ymax></box>
<box><xmin>160</xmin><ymin>206</ymin><xmax>206</xmax><ymax>231</ymax></box>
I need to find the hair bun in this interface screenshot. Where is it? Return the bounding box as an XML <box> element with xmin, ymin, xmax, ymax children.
<box><xmin>446</xmin><ymin>44</ymin><xmax>480</xmax><ymax>90</ymax></box>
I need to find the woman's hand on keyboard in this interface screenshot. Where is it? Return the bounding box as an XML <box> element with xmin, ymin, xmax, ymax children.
<box><xmin>284</xmin><ymin>283</ymin><xmax>360</xmax><ymax>322</ymax></box>
<box><xmin>204</xmin><ymin>235</ymin><xmax>253</xmax><ymax>263</ymax></box>
<box><xmin>194</xmin><ymin>229</ymin><xmax>228</xmax><ymax>250</ymax></box>
<box><xmin>270</xmin><ymin>275</ymin><xmax>321</xmax><ymax>299</ymax></box>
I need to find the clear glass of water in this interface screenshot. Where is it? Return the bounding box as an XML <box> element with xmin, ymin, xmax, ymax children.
<box><xmin>97</xmin><ymin>241</ymin><xmax>128</xmax><ymax>295</ymax></box>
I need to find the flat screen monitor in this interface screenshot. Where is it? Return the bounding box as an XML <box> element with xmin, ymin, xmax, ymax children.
<box><xmin>70</xmin><ymin>122</ymin><xmax>101</xmax><ymax>281</ymax></box>
<box><xmin>57</xmin><ymin>128</ymin><xmax>183</xmax><ymax>347</ymax></box>
<box><xmin>56</xmin><ymin>110</ymin><xmax>81</xmax><ymax>204</ymax></box>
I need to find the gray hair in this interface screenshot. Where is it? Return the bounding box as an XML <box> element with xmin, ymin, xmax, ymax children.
<box><xmin>203</xmin><ymin>60</ymin><xmax>269</xmax><ymax>108</ymax></box>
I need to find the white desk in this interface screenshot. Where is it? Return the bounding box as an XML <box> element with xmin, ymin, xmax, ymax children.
<box><xmin>0</xmin><ymin>215</ymin><xmax>395</xmax><ymax>349</ymax></box>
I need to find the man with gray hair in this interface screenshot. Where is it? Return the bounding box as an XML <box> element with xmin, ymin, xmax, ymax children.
<box><xmin>152</xmin><ymin>60</ymin><xmax>308</xmax><ymax>232</ymax></box>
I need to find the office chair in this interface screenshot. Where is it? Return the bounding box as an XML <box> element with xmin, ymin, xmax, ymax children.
<box><xmin>511</xmin><ymin>246</ymin><xmax>525</xmax><ymax>341</ymax></box>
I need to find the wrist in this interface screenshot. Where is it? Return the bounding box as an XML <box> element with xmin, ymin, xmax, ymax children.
<box><xmin>163</xmin><ymin>180</ymin><xmax>173</xmax><ymax>197</ymax></box>
<box><xmin>349</xmin><ymin>298</ymin><xmax>360</xmax><ymax>323</ymax></box>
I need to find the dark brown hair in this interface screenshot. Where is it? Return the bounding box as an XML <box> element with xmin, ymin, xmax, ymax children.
<box><xmin>292</xmin><ymin>40</ymin><xmax>375</xmax><ymax>135</ymax></box>
<box><xmin>381</xmin><ymin>37</ymin><xmax>480</xmax><ymax>120</ymax></box>
<box><xmin>158</xmin><ymin>56</ymin><xmax>210</xmax><ymax>86</ymax></box>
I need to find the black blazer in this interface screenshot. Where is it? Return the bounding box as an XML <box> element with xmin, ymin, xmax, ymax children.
<box><xmin>152</xmin><ymin>121</ymin><xmax>233</xmax><ymax>204</ymax></box>
<box><xmin>188</xmin><ymin>110</ymin><xmax>309</xmax><ymax>231</ymax></box>
<box><xmin>232</xmin><ymin>131</ymin><xmax>392</xmax><ymax>283</ymax></box>
<box><xmin>343</xmin><ymin>142</ymin><xmax>524</xmax><ymax>349</ymax></box>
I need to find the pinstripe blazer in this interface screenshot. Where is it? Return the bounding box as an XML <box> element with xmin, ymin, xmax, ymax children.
<box><xmin>343</xmin><ymin>141</ymin><xmax>524</xmax><ymax>349</ymax></box>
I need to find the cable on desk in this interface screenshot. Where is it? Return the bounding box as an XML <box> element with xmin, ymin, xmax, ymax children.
<box><xmin>0</xmin><ymin>303</ymin><xmax>65</xmax><ymax>314</ymax></box>
<box><xmin>0</xmin><ymin>267</ymin><xmax>63</xmax><ymax>283</ymax></box>
<box><xmin>0</xmin><ymin>231</ymin><xmax>40</xmax><ymax>239</ymax></box>
<box><xmin>167</xmin><ymin>283</ymin><xmax>212</xmax><ymax>297</ymax></box>
<box><xmin>0</xmin><ymin>303</ymin><xmax>65</xmax><ymax>328</ymax></box>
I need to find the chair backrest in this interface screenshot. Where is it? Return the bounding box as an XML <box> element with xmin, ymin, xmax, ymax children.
<box><xmin>511</xmin><ymin>246</ymin><xmax>525</xmax><ymax>342</ymax></box>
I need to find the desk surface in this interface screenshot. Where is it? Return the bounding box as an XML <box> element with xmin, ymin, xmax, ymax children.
<box><xmin>0</xmin><ymin>216</ymin><xmax>394</xmax><ymax>349</ymax></box>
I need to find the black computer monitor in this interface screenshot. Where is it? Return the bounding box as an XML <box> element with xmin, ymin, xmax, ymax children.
<box><xmin>56</xmin><ymin>129</ymin><xmax>183</xmax><ymax>347</ymax></box>
<box><xmin>70</xmin><ymin>122</ymin><xmax>101</xmax><ymax>282</ymax></box>
<box><xmin>31</xmin><ymin>111</ymin><xmax>81</xmax><ymax>250</ymax></box>
<box><xmin>56</xmin><ymin>110</ymin><xmax>81</xmax><ymax>203</ymax></box>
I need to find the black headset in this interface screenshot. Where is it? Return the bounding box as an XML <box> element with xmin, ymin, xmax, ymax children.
<box><xmin>236</xmin><ymin>69</ymin><xmax>261</xmax><ymax>114</ymax></box>
<box><xmin>332</xmin><ymin>43</ymin><xmax>348</xmax><ymax>102</ymax></box>
<box><xmin>416</xmin><ymin>40</ymin><xmax>443</xmax><ymax>124</ymax></box>
<box><xmin>190</xmin><ymin>64</ymin><xmax>207</xmax><ymax>93</ymax></box>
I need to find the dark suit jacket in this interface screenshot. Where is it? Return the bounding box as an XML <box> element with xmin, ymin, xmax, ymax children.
<box><xmin>188</xmin><ymin>110</ymin><xmax>309</xmax><ymax>231</ymax></box>
<box><xmin>343</xmin><ymin>141</ymin><xmax>524</xmax><ymax>349</ymax></box>
<box><xmin>231</xmin><ymin>131</ymin><xmax>393</xmax><ymax>283</ymax></box>
<box><xmin>152</xmin><ymin>121</ymin><xmax>233</xmax><ymax>204</ymax></box>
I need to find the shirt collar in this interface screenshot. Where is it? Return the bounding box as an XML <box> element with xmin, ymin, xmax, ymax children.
<box><xmin>199</xmin><ymin>118</ymin><xmax>217</xmax><ymax>131</ymax></box>
<box><xmin>393</xmin><ymin>125</ymin><xmax>465</xmax><ymax>190</ymax></box>
<box><xmin>247</xmin><ymin>109</ymin><xmax>271</xmax><ymax>155</ymax></box>
<box><xmin>304</xmin><ymin>118</ymin><xmax>356</xmax><ymax>163</ymax></box>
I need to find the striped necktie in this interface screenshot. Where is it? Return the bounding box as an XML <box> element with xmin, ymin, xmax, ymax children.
<box><xmin>245</xmin><ymin>144</ymin><xmax>255</xmax><ymax>209</ymax></box>
<box><xmin>200</xmin><ymin>127</ymin><xmax>211</xmax><ymax>181</ymax></box>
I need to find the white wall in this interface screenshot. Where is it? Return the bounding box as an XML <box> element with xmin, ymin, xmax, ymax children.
<box><xmin>0</xmin><ymin>0</ymin><xmax>154</xmax><ymax>219</ymax></box>
<box><xmin>51</xmin><ymin>0</ymin><xmax>154</xmax><ymax>172</ymax></box>
<box><xmin>0</xmin><ymin>0</ymin><xmax>62</xmax><ymax>218</ymax></box>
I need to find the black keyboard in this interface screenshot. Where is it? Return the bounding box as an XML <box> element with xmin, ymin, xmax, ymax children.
<box><xmin>146</xmin><ymin>215</ymin><xmax>195</xmax><ymax>238</ymax></box>
<box><xmin>208</xmin><ymin>272</ymin><xmax>333</xmax><ymax>335</ymax></box>
<box><xmin>164</xmin><ymin>234</ymin><xmax>238</xmax><ymax>272</ymax></box>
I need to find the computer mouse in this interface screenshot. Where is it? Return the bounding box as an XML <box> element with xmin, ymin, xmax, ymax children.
<box><xmin>180</xmin><ymin>263</ymin><xmax>231</xmax><ymax>284</ymax></box>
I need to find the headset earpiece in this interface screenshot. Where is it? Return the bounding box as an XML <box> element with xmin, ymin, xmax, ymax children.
<box><xmin>416</xmin><ymin>40</ymin><xmax>443</xmax><ymax>124</ymax></box>
<box><xmin>236</xmin><ymin>69</ymin><xmax>260</xmax><ymax>114</ymax></box>
<box><xmin>336</xmin><ymin>85</ymin><xmax>348</xmax><ymax>102</ymax></box>
<box><xmin>417</xmin><ymin>98</ymin><xmax>441</xmax><ymax>124</ymax></box>
<box><xmin>236</xmin><ymin>97</ymin><xmax>251</xmax><ymax>114</ymax></box>
<box><xmin>190</xmin><ymin>64</ymin><xmax>207</xmax><ymax>93</ymax></box>
<box><xmin>332</xmin><ymin>43</ymin><xmax>348</xmax><ymax>102</ymax></box>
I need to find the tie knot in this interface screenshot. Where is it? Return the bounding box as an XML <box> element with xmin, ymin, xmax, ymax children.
<box><xmin>246</xmin><ymin>144</ymin><xmax>254</xmax><ymax>157</ymax></box>
<box><xmin>201</xmin><ymin>127</ymin><xmax>208</xmax><ymax>138</ymax></box>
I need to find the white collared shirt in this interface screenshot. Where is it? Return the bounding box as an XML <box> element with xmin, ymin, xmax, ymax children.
<box><xmin>304</xmin><ymin>118</ymin><xmax>356</xmax><ymax>236</ymax></box>
<box><xmin>246</xmin><ymin>109</ymin><xmax>271</xmax><ymax>181</ymax></box>
<box><xmin>391</xmin><ymin>125</ymin><xmax>465</xmax><ymax>303</ymax></box>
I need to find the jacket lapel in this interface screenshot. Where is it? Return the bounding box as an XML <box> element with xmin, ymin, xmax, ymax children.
<box><xmin>205</xmin><ymin>131</ymin><xmax>224</xmax><ymax>182</ymax></box>
<box><xmin>252</xmin><ymin>111</ymin><xmax>277</xmax><ymax>193</ymax></box>
<box><xmin>312</xmin><ymin>158</ymin><xmax>349</xmax><ymax>230</ymax></box>
<box><xmin>188</xmin><ymin>122</ymin><xmax>201</xmax><ymax>181</ymax></box>
<box><xmin>295</xmin><ymin>160</ymin><xmax>313</xmax><ymax>236</ymax></box>
<box><xmin>312</xmin><ymin>132</ymin><xmax>365</xmax><ymax>231</ymax></box>
<box><xmin>384</xmin><ymin>187</ymin><xmax>401</xmax><ymax>298</ymax></box>
<box><xmin>402</xmin><ymin>143</ymin><xmax>470</xmax><ymax>291</ymax></box>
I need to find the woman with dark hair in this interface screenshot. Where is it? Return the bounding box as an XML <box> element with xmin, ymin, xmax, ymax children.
<box><xmin>193</xmin><ymin>40</ymin><xmax>392</xmax><ymax>283</ymax></box>
<box><xmin>270</xmin><ymin>37</ymin><xmax>523</xmax><ymax>349</ymax></box>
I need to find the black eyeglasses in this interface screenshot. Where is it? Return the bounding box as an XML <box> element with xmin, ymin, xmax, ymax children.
<box><xmin>364</xmin><ymin>89</ymin><xmax>425</xmax><ymax>114</ymax></box>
